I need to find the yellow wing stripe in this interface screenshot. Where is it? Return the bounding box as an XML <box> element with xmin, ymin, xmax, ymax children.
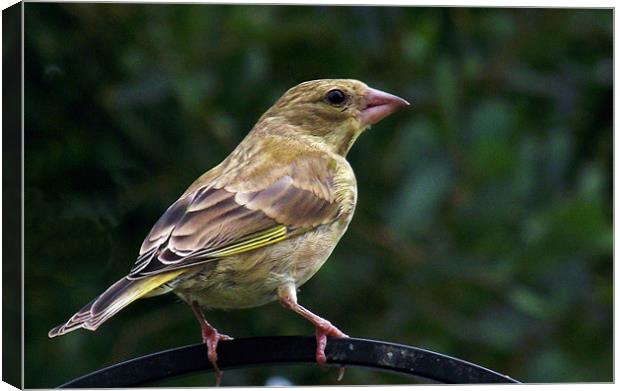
<box><xmin>213</xmin><ymin>233</ymin><xmax>287</xmax><ymax>257</ymax></box>
<box><xmin>209</xmin><ymin>226</ymin><xmax>288</xmax><ymax>257</ymax></box>
<box><xmin>131</xmin><ymin>226</ymin><xmax>290</xmax><ymax>278</ymax></box>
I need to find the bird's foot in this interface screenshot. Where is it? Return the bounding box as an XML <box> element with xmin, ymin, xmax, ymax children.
<box><xmin>202</xmin><ymin>328</ymin><xmax>234</xmax><ymax>386</ymax></box>
<box><xmin>314</xmin><ymin>320</ymin><xmax>348</xmax><ymax>367</ymax></box>
<box><xmin>276</xmin><ymin>288</ymin><xmax>348</xmax><ymax>381</ymax></box>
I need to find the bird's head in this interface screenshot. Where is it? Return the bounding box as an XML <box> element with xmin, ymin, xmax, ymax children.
<box><xmin>259</xmin><ymin>79</ymin><xmax>409</xmax><ymax>156</ymax></box>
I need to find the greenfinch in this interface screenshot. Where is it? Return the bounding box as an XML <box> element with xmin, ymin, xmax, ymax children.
<box><xmin>49</xmin><ymin>79</ymin><xmax>409</xmax><ymax>384</ymax></box>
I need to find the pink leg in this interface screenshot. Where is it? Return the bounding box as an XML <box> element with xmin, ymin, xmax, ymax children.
<box><xmin>191</xmin><ymin>302</ymin><xmax>233</xmax><ymax>386</ymax></box>
<box><xmin>278</xmin><ymin>286</ymin><xmax>348</xmax><ymax>371</ymax></box>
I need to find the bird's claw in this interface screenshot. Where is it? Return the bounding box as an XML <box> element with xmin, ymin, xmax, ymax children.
<box><xmin>337</xmin><ymin>366</ymin><xmax>346</xmax><ymax>382</ymax></box>
<box><xmin>314</xmin><ymin>322</ymin><xmax>348</xmax><ymax>373</ymax></box>
<box><xmin>202</xmin><ymin>331</ymin><xmax>234</xmax><ymax>386</ymax></box>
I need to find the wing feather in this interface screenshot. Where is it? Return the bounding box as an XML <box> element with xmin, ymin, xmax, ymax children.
<box><xmin>128</xmin><ymin>154</ymin><xmax>342</xmax><ymax>279</ymax></box>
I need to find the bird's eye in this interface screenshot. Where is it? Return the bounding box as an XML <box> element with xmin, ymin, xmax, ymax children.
<box><xmin>325</xmin><ymin>89</ymin><xmax>347</xmax><ymax>106</ymax></box>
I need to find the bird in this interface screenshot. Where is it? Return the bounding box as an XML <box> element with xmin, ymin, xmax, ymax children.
<box><xmin>49</xmin><ymin>79</ymin><xmax>409</xmax><ymax>385</ymax></box>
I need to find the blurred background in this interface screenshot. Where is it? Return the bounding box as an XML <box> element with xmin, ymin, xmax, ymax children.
<box><xmin>24</xmin><ymin>3</ymin><xmax>612</xmax><ymax>387</ymax></box>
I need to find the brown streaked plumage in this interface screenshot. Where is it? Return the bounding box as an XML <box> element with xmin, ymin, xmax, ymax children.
<box><xmin>49</xmin><ymin>79</ymin><xmax>409</xmax><ymax>384</ymax></box>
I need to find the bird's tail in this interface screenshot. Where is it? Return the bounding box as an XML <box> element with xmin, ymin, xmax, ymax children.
<box><xmin>48</xmin><ymin>270</ymin><xmax>184</xmax><ymax>338</ymax></box>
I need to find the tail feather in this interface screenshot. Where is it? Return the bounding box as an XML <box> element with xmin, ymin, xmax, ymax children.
<box><xmin>48</xmin><ymin>271</ymin><xmax>184</xmax><ymax>338</ymax></box>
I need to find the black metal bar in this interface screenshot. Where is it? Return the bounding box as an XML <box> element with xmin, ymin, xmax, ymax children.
<box><xmin>58</xmin><ymin>336</ymin><xmax>519</xmax><ymax>387</ymax></box>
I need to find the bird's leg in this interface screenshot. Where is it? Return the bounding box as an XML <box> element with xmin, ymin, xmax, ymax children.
<box><xmin>278</xmin><ymin>284</ymin><xmax>348</xmax><ymax>376</ymax></box>
<box><xmin>190</xmin><ymin>301</ymin><xmax>233</xmax><ymax>386</ymax></box>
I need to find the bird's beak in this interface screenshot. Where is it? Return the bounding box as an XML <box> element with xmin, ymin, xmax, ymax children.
<box><xmin>360</xmin><ymin>87</ymin><xmax>410</xmax><ymax>126</ymax></box>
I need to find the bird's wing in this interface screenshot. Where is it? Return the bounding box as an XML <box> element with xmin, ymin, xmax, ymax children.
<box><xmin>128</xmin><ymin>152</ymin><xmax>343</xmax><ymax>279</ymax></box>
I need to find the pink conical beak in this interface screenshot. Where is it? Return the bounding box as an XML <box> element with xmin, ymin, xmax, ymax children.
<box><xmin>360</xmin><ymin>87</ymin><xmax>410</xmax><ymax>126</ymax></box>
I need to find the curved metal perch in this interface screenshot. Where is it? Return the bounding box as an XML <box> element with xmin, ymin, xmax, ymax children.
<box><xmin>58</xmin><ymin>336</ymin><xmax>519</xmax><ymax>387</ymax></box>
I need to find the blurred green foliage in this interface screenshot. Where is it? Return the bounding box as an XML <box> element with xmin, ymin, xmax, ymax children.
<box><xmin>24</xmin><ymin>3</ymin><xmax>612</xmax><ymax>387</ymax></box>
